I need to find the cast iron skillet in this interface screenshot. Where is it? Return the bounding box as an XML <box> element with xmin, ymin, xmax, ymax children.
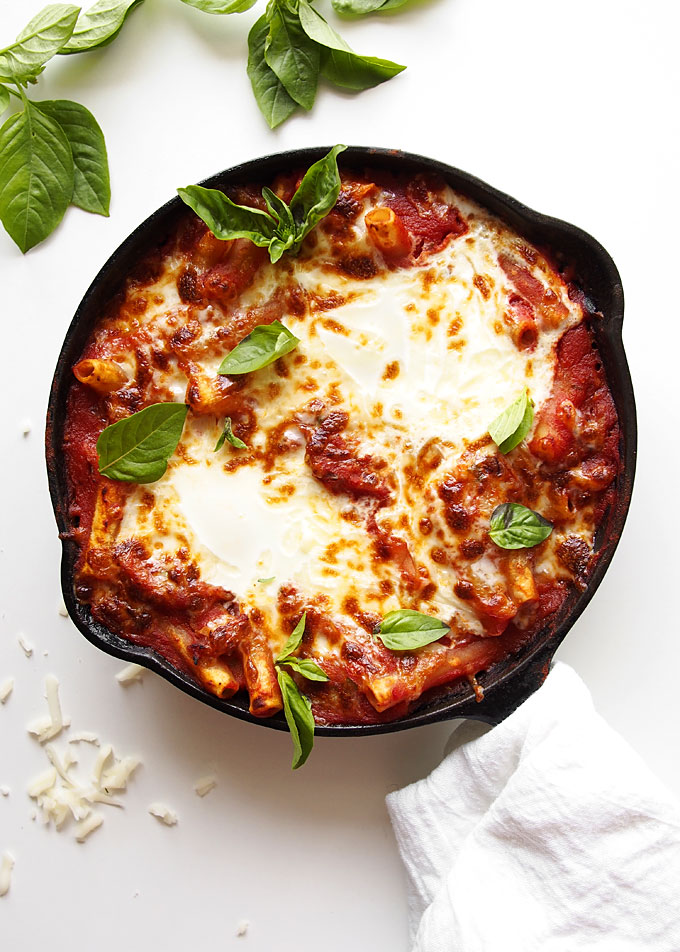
<box><xmin>45</xmin><ymin>146</ymin><xmax>637</xmax><ymax>734</ymax></box>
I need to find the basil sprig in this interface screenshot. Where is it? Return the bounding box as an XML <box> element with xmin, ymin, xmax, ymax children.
<box><xmin>275</xmin><ymin>613</ymin><xmax>329</xmax><ymax>769</ymax></box>
<box><xmin>276</xmin><ymin>669</ymin><xmax>316</xmax><ymax>770</ymax></box>
<box><xmin>0</xmin><ymin>2</ymin><xmax>138</xmax><ymax>252</ymax></box>
<box><xmin>97</xmin><ymin>402</ymin><xmax>188</xmax><ymax>483</ymax></box>
<box><xmin>489</xmin><ymin>503</ymin><xmax>553</xmax><ymax>550</ymax></box>
<box><xmin>246</xmin><ymin>0</ymin><xmax>405</xmax><ymax>128</ymax></box>
<box><xmin>376</xmin><ymin>609</ymin><xmax>449</xmax><ymax>651</ymax></box>
<box><xmin>218</xmin><ymin>320</ymin><xmax>300</xmax><ymax>375</ymax></box>
<box><xmin>488</xmin><ymin>390</ymin><xmax>534</xmax><ymax>454</ymax></box>
<box><xmin>178</xmin><ymin>145</ymin><xmax>346</xmax><ymax>264</ymax></box>
<box><xmin>214</xmin><ymin>417</ymin><xmax>247</xmax><ymax>451</ymax></box>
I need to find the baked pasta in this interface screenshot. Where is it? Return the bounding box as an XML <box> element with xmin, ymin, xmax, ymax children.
<box><xmin>62</xmin><ymin>150</ymin><xmax>621</xmax><ymax>737</ymax></box>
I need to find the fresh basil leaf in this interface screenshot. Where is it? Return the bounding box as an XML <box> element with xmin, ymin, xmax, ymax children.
<box><xmin>288</xmin><ymin>143</ymin><xmax>346</xmax><ymax>242</ymax></box>
<box><xmin>280</xmin><ymin>658</ymin><xmax>329</xmax><ymax>682</ymax></box>
<box><xmin>180</xmin><ymin>0</ymin><xmax>257</xmax><ymax>12</ymax></box>
<box><xmin>218</xmin><ymin>320</ymin><xmax>299</xmax><ymax>375</ymax></box>
<box><xmin>214</xmin><ymin>416</ymin><xmax>247</xmax><ymax>451</ymax></box>
<box><xmin>177</xmin><ymin>184</ymin><xmax>276</xmax><ymax>246</ymax></box>
<box><xmin>298</xmin><ymin>1</ymin><xmax>405</xmax><ymax>91</ymax></box>
<box><xmin>246</xmin><ymin>14</ymin><xmax>297</xmax><ymax>129</ymax></box>
<box><xmin>261</xmin><ymin>186</ymin><xmax>296</xmax><ymax>262</ymax></box>
<box><xmin>264</xmin><ymin>0</ymin><xmax>320</xmax><ymax>111</ymax></box>
<box><xmin>331</xmin><ymin>0</ymin><xmax>388</xmax><ymax>12</ymax></box>
<box><xmin>268</xmin><ymin>233</ymin><xmax>296</xmax><ymax>263</ymax></box>
<box><xmin>0</xmin><ymin>102</ymin><xmax>74</xmax><ymax>253</ymax></box>
<box><xmin>277</xmin><ymin>668</ymin><xmax>315</xmax><ymax>769</ymax></box>
<box><xmin>320</xmin><ymin>45</ymin><xmax>405</xmax><ymax>91</ymax></box>
<box><xmin>0</xmin><ymin>5</ymin><xmax>80</xmax><ymax>82</ymax></box>
<box><xmin>262</xmin><ymin>185</ymin><xmax>295</xmax><ymax>233</ymax></box>
<box><xmin>35</xmin><ymin>100</ymin><xmax>110</xmax><ymax>215</ymax></box>
<box><xmin>0</xmin><ymin>86</ymin><xmax>10</xmax><ymax>115</ymax></box>
<box><xmin>489</xmin><ymin>503</ymin><xmax>553</xmax><ymax>550</ymax></box>
<box><xmin>257</xmin><ymin>576</ymin><xmax>275</xmax><ymax>583</ymax></box>
<box><xmin>59</xmin><ymin>0</ymin><xmax>143</xmax><ymax>54</ymax></box>
<box><xmin>488</xmin><ymin>390</ymin><xmax>534</xmax><ymax>454</ymax></box>
<box><xmin>277</xmin><ymin>612</ymin><xmax>306</xmax><ymax>661</ymax></box>
<box><xmin>376</xmin><ymin>609</ymin><xmax>449</xmax><ymax>651</ymax></box>
<box><xmin>97</xmin><ymin>402</ymin><xmax>188</xmax><ymax>483</ymax></box>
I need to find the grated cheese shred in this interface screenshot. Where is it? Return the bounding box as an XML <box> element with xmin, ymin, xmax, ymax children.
<box><xmin>0</xmin><ymin>678</ymin><xmax>13</xmax><ymax>704</ymax></box>
<box><xmin>115</xmin><ymin>662</ymin><xmax>146</xmax><ymax>685</ymax></box>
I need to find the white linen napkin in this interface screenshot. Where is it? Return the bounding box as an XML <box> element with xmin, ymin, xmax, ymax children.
<box><xmin>386</xmin><ymin>662</ymin><xmax>680</xmax><ymax>951</ymax></box>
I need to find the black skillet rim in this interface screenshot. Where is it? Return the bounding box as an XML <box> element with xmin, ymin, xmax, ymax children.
<box><xmin>45</xmin><ymin>145</ymin><xmax>637</xmax><ymax>734</ymax></box>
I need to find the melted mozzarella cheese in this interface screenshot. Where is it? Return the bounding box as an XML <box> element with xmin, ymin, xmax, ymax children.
<box><xmin>109</xmin><ymin>191</ymin><xmax>584</xmax><ymax>648</ymax></box>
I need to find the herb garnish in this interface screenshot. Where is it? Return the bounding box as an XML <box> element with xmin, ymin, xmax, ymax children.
<box><xmin>214</xmin><ymin>417</ymin><xmax>247</xmax><ymax>451</ymax></box>
<box><xmin>245</xmin><ymin>0</ymin><xmax>405</xmax><ymax>128</ymax></box>
<box><xmin>218</xmin><ymin>320</ymin><xmax>300</xmax><ymax>375</ymax></box>
<box><xmin>376</xmin><ymin>609</ymin><xmax>449</xmax><ymax>651</ymax></box>
<box><xmin>178</xmin><ymin>144</ymin><xmax>346</xmax><ymax>264</ymax></box>
<box><xmin>488</xmin><ymin>503</ymin><xmax>553</xmax><ymax>550</ymax></box>
<box><xmin>0</xmin><ymin>2</ymin><xmax>139</xmax><ymax>252</ymax></box>
<box><xmin>274</xmin><ymin>613</ymin><xmax>329</xmax><ymax>769</ymax></box>
<box><xmin>97</xmin><ymin>402</ymin><xmax>188</xmax><ymax>483</ymax></box>
<box><xmin>488</xmin><ymin>390</ymin><xmax>534</xmax><ymax>454</ymax></box>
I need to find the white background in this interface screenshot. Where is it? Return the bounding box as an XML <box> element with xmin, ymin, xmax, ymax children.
<box><xmin>1</xmin><ymin>0</ymin><xmax>678</xmax><ymax>948</ymax></box>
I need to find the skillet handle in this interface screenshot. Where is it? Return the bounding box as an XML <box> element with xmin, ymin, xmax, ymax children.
<box><xmin>452</xmin><ymin>647</ymin><xmax>555</xmax><ymax>728</ymax></box>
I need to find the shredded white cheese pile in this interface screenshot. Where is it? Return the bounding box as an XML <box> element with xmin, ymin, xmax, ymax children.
<box><xmin>0</xmin><ymin>852</ymin><xmax>14</xmax><ymax>897</ymax></box>
<box><xmin>26</xmin><ymin>677</ymin><xmax>140</xmax><ymax>842</ymax></box>
<box><xmin>27</xmin><ymin>675</ymin><xmax>70</xmax><ymax>743</ymax></box>
<box><xmin>115</xmin><ymin>663</ymin><xmax>146</xmax><ymax>686</ymax></box>
<box><xmin>0</xmin><ymin>678</ymin><xmax>13</xmax><ymax>704</ymax></box>
<box><xmin>148</xmin><ymin>802</ymin><xmax>178</xmax><ymax>826</ymax></box>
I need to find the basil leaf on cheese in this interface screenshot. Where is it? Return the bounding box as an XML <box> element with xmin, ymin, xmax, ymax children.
<box><xmin>263</xmin><ymin>0</ymin><xmax>320</xmax><ymax>111</ymax></box>
<box><xmin>180</xmin><ymin>0</ymin><xmax>257</xmax><ymax>13</ymax></box>
<box><xmin>178</xmin><ymin>146</ymin><xmax>346</xmax><ymax>262</ymax></box>
<box><xmin>0</xmin><ymin>101</ymin><xmax>74</xmax><ymax>253</ymax></box>
<box><xmin>59</xmin><ymin>0</ymin><xmax>143</xmax><ymax>55</ymax></box>
<box><xmin>276</xmin><ymin>668</ymin><xmax>316</xmax><ymax>769</ymax></box>
<box><xmin>376</xmin><ymin>609</ymin><xmax>449</xmax><ymax>651</ymax></box>
<box><xmin>298</xmin><ymin>0</ymin><xmax>405</xmax><ymax>91</ymax></box>
<box><xmin>276</xmin><ymin>613</ymin><xmax>329</xmax><ymax>681</ymax></box>
<box><xmin>0</xmin><ymin>5</ymin><xmax>80</xmax><ymax>83</ymax></box>
<box><xmin>488</xmin><ymin>390</ymin><xmax>534</xmax><ymax>454</ymax></box>
<box><xmin>280</xmin><ymin>658</ymin><xmax>329</xmax><ymax>682</ymax></box>
<box><xmin>218</xmin><ymin>320</ymin><xmax>299</xmax><ymax>375</ymax></box>
<box><xmin>214</xmin><ymin>417</ymin><xmax>247</xmax><ymax>451</ymax></box>
<box><xmin>97</xmin><ymin>403</ymin><xmax>188</xmax><ymax>483</ymax></box>
<box><xmin>288</xmin><ymin>143</ymin><xmax>346</xmax><ymax>240</ymax></box>
<box><xmin>246</xmin><ymin>14</ymin><xmax>298</xmax><ymax>129</ymax></box>
<box><xmin>489</xmin><ymin>503</ymin><xmax>553</xmax><ymax>550</ymax></box>
<box><xmin>277</xmin><ymin>612</ymin><xmax>307</xmax><ymax>662</ymax></box>
<box><xmin>35</xmin><ymin>99</ymin><xmax>110</xmax><ymax>215</ymax></box>
<box><xmin>177</xmin><ymin>184</ymin><xmax>276</xmax><ymax>247</ymax></box>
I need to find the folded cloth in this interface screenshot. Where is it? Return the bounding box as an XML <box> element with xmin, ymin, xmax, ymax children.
<box><xmin>386</xmin><ymin>662</ymin><xmax>680</xmax><ymax>952</ymax></box>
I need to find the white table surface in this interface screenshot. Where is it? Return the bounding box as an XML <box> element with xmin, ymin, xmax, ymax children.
<box><xmin>1</xmin><ymin>0</ymin><xmax>678</xmax><ymax>947</ymax></box>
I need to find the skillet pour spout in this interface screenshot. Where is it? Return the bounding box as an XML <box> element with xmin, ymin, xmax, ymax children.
<box><xmin>45</xmin><ymin>146</ymin><xmax>637</xmax><ymax>736</ymax></box>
